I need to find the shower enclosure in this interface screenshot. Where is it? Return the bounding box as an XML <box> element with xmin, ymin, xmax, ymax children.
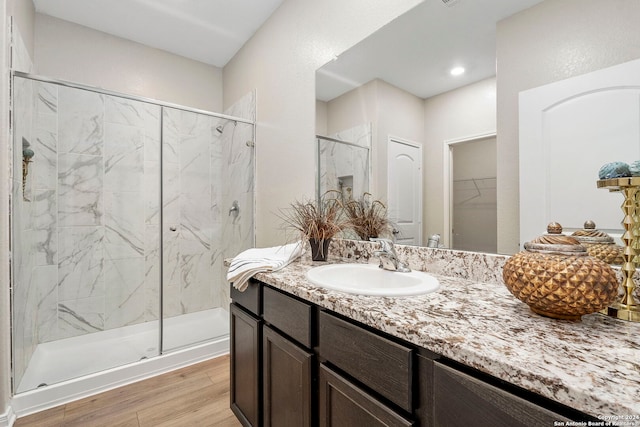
<box><xmin>316</xmin><ymin>135</ymin><xmax>370</xmax><ymax>202</ymax></box>
<box><xmin>10</xmin><ymin>73</ymin><xmax>255</xmax><ymax>397</ymax></box>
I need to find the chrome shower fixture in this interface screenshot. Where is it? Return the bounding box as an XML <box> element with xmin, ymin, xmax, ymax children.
<box><xmin>216</xmin><ymin>120</ymin><xmax>237</xmax><ymax>134</ymax></box>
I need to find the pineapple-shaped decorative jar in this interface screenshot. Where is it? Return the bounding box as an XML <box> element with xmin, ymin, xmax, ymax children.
<box><xmin>503</xmin><ymin>222</ymin><xmax>619</xmax><ymax>320</ymax></box>
<box><xmin>571</xmin><ymin>220</ymin><xmax>623</xmax><ymax>265</ymax></box>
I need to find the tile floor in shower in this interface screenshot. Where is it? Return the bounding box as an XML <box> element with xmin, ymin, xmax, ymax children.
<box><xmin>16</xmin><ymin>307</ymin><xmax>229</xmax><ymax>393</ymax></box>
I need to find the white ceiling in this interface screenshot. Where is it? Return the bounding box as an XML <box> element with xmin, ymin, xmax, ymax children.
<box><xmin>316</xmin><ymin>0</ymin><xmax>543</xmax><ymax>102</ymax></box>
<box><xmin>33</xmin><ymin>0</ymin><xmax>284</xmax><ymax>68</ymax></box>
<box><xmin>33</xmin><ymin>0</ymin><xmax>542</xmax><ymax>99</ymax></box>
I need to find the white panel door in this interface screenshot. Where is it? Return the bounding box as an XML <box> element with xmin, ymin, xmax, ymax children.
<box><xmin>519</xmin><ymin>58</ymin><xmax>640</xmax><ymax>245</ymax></box>
<box><xmin>388</xmin><ymin>138</ymin><xmax>422</xmax><ymax>245</ymax></box>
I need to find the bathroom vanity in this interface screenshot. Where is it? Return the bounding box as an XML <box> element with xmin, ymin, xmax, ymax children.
<box><xmin>229</xmin><ymin>241</ymin><xmax>640</xmax><ymax>427</ymax></box>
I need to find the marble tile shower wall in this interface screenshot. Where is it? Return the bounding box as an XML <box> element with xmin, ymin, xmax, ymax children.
<box><xmin>12</xmin><ymin>77</ymin><xmax>35</xmax><ymax>389</ymax></box>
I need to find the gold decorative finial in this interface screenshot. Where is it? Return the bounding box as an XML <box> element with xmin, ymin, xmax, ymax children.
<box><xmin>547</xmin><ymin>222</ymin><xmax>562</xmax><ymax>234</ymax></box>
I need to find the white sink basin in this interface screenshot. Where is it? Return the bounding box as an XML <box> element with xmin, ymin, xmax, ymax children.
<box><xmin>305</xmin><ymin>263</ymin><xmax>440</xmax><ymax>296</ymax></box>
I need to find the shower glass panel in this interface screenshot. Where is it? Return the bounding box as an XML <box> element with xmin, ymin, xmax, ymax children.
<box><xmin>161</xmin><ymin>109</ymin><xmax>254</xmax><ymax>352</ymax></box>
<box><xmin>11</xmin><ymin>76</ymin><xmax>162</xmax><ymax>393</ymax></box>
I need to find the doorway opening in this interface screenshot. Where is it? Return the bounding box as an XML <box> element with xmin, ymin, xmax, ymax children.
<box><xmin>445</xmin><ymin>134</ymin><xmax>497</xmax><ymax>253</ymax></box>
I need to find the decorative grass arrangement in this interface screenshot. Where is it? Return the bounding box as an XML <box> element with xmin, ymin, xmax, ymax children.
<box><xmin>279</xmin><ymin>191</ymin><xmax>348</xmax><ymax>260</ymax></box>
<box><xmin>344</xmin><ymin>192</ymin><xmax>392</xmax><ymax>241</ymax></box>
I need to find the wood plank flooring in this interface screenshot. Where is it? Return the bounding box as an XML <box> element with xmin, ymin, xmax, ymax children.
<box><xmin>14</xmin><ymin>355</ymin><xmax>242</xmax><ymax>427</ymax></box>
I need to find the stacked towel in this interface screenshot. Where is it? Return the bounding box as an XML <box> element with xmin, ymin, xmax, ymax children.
<box><xmin>227</xmin><ymin>241</ymin><xmax>305</xmax><ymax>291</ymax></box>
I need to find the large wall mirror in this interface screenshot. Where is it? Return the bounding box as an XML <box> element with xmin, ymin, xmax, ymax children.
<box><xmin>315</xmin><ymin>0</ymin><xmax>640</xmax><ymax>255</ymax></box>
<box><xmin>315</xmin><ymin>0</ymin><xmax>542</xmax><ymax>251</ymax></box>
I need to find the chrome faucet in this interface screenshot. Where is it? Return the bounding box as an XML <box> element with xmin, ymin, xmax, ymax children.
<box><xmin>371</xmin><ymin>238</ymin><xmax>411</xmax><ymax>273</ymax></box>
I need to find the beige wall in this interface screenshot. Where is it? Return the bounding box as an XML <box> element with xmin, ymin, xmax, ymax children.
<box><xmin>315</xmin><ymin>100</ymin><xmax>328</xmax><ymax>136</ymax></box>
<box><xmin>34</xmin><ymin>13</ymin><xmax>223</xmax><ymax>111</ymax></box>
<box><xmin>7</xmin><ymin>0</ymin><xmax>34</xmax><ymax>60</ymax></box>
<box><xmin>326</xmin><ymin>79</ymin><xmax>378</xmax><ymax>136</ymax></box>
<box><xmin>423</xmin><ymin>77</ymin><xmax>496</xmax><ymax>245</ymax></box>
<box><xmin>496</xmin><ymin>0</ymin><xmax>640</xmax><ymax>254</ymax></box>
<box><xmin>223</xmin><ymin>0</ymin><xmax>423</xmax><ymax>246</ymax></box>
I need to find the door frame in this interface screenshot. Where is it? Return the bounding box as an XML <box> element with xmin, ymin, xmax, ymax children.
<box><xmin>443</xmin><ymin>131</ymin><xmax>496</xmax><ymax>249</ymax></box>
<box><xmin>387</xmin><ymin>135</ymin><xmax>423</xmax><ymax>246</ymax></box>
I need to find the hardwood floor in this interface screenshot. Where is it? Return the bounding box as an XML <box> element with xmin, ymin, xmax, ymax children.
<box><xmin>15</xmin><ymin>355</ymin><xmax>242</xmax><ymax>427</ymax></box>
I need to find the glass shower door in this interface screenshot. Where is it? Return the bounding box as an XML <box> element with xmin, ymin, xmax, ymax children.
<box><xmin>11</xmin><ymin>76</ymin><xmax>162</xmax><ymax>393</ymax></box>
<box><xmin>161</xmin><ymin>107</ymin><xmax>254</xmax><ymax>352</ymax></box>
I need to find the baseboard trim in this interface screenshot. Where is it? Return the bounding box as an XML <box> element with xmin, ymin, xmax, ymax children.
<box><xmin>0</xmin><ymin>405</ymin><xmax>16</xmax><ymax>427</ymax></box>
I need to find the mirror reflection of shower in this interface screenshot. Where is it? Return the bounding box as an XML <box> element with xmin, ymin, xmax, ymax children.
<box><xmin>316</xmin><ymin>133</ymin><xmax>370</xmax><ymax>204</ymax></box>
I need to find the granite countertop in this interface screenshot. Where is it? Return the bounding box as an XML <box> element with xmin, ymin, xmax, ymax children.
<box><xmin>251</xmin><ymin>252</ymin><xmax>640</xmax><ymax>420</ymax></box>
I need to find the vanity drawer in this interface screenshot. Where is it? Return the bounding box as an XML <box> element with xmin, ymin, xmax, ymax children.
<box><xmin>263</xmin><ymin>286</ymin><xmax>313</xmax><ymax>348</ymax></box>
<box><xmin>230</xmin><ymin>278</ymin><xmax>262</xmax><ymax>316</ymax></box>
<box><xmin>318</xmin><ymin>310</ymin><xmax>413</xmax><ymax>412</ymax></box>
<box><xmin>433</xmin><ymin>362</ymin><xmax>569</xmax><ymax>427</ymax></box>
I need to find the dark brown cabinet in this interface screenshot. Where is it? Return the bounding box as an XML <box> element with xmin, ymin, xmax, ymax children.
<box><xmin>263</xmin><ymin>286</ymin><xmax>313</xmax><ymax>348</ymax></box>
<box><xmin>263</xmin><ymin>325</ymin><xmax>314</xmax><ymax>427</ymax></box>
<box><xmin>319</xmin><ymin>364</ymin><xmax>413</xmax><ymax>427</ymax></box>
<box><xmin>230</xmin><ymin>303</ymin><xmax>262</xmax><ymax>427</ymax></box>
<box><xmin>231</xmin><ymin>280</ymin><xmax>593</xmax><ymax>427</ymax></box>
<box><xmin>415</xmin><ymin>354</ymin><xmax>435</xmax><ymax>427</ymax></box>
<box><xmin>318</xmin><ymin>310</ymin><xmax>413</xmax><ymax>412</ymax></box>
<box><xmin>433</xmin><ymin>362</ymin><xmax>569</xmax><ymax>427</ymax></box>
<box><xmin>230</xmin><ymin>282</ymin><xmax>315</xmax><ymax>427</ymax></box>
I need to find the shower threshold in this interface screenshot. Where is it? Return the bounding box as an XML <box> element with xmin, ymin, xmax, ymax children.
<box><xmin>16</xmin><ymin>307</ymin><xmax>229</xmax><ymax>394</ymax></box>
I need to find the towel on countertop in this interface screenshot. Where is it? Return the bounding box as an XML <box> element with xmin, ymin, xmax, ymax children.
<box><xmin>227</xmin><ymin>241</ymin><xmax>305</xmax><ymax>291</ymax></box>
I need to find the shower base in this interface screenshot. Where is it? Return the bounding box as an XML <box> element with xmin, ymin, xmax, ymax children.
<box><xmin>12</xmin><ymin>307</ymin><xmax>229</xmax><ymax>417</ymax></box>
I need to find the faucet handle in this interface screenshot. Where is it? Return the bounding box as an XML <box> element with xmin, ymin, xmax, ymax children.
<box><xmin>370</xmin><ymin>237</ymin><xmax>394</xmax><ymax>253</ymax></box>
<box><xmin>370</xmin><ymin>238</ymin><xmax>411</xmax><ymax>273</ymax></box>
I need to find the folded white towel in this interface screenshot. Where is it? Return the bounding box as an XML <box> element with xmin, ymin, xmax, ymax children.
<box><xmin>227</xmin><ymin>241</ymin><xmax>305</xmax><ymax>291</ymax></box>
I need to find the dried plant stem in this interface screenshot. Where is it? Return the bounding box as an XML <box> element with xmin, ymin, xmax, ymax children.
<box><xmin>279</xmin><ymin>191</ymin><xmax>349</xmax><ymax>242</ymax></box>
<box><xmin>344</xmin><ymin>192</ymin><xmax>392</xmax><ymax>241</ymax></box>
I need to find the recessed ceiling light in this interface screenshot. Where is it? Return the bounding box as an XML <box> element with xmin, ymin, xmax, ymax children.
<box><xmin>450</xmin><ymin>67</ymin><xmax>465</xmax><ymax>76</ymax></box>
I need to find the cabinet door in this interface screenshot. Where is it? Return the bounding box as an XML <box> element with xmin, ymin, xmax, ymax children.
<box><xmin>433</xmin><ymin>362</ymin><xmax>568</xmax><ymax>427</ymax></box>
<box><xmin>263</xmin><ymin>325</ymin><xmax>313</xmax><ymax>427</ymax></box>
<box><xmin>230</xmin><ymin>303</ymin><xmax>262</xmax><ymax>427</ymax></box>
<box><xmin>319</xmin><ymin>364</ymin><xmax>413</xmax><ymax>427</ymax></box>
<box><xmin>415</xmin><ymin>354</ymin><xmax>435</xmax><ymax>427</ymax></box>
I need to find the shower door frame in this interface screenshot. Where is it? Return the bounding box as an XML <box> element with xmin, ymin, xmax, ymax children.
<box><xmin>9</xmin><ymin>71</ymin><xmax>256</xmax><ymax>394</ymax></box>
